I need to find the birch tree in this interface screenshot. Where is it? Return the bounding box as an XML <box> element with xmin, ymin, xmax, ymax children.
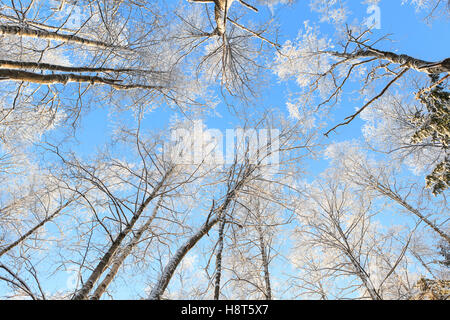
<box><xmin>147</xmin><ymin>113</ymin><xmax>315</xmax><ymax>299</ymax></box>
<box><xmin>274</xmin><ymin>2</ymin><xmax>449</xmax><ymax>195</ymax></box>
<box><xmin>0</xmin><ymin>0</ymin><xmax>207</xmax><ymax>147</ymax></box>
<box><xmin>0</xmin><ymin>1</ymin><xmax>170</xmax><ymax>88</ymax></box>
<box><xmin>181</xmin><ymin>0</ymin><xmax>282</xmax><ymax>98</ymax></box>
<box><xmin>31</xmin><ymin>121</ymin><xmax>209</xmax><ymax>300</ymax></box>
<box><xmin>290</xmin><ymin>172</ymin><xmax>421</xmax><ymax>299</ymax></box>
<box><xmin>217</xmin><ymin>197</ymin><xmax>279</xmax><ymax>299</ymax></box>
<box><xmin>324</xmin><ymin>141</ymin><xmax>449</xmax><ymax>282</ymax></box>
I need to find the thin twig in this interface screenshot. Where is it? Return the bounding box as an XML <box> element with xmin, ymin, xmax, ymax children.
<box><xmin>325</xmin><ymin>68</ymin><xmax>409</xmax><ymax>137</ymax></box>
<box><xmin>227</xmin><ymin>18</ymin><xmax>280</xmax><ymax>48</ymax></box>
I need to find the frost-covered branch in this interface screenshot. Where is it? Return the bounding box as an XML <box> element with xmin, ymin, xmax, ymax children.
<box><xmin>72</xmin><ymin>167</ymin><xmax>174</xmax><ymax>300</ymax></box>
<box><xmin>0</xmin><ymin>69</ymin><xmax>165</xmax><ymax>91</ymax></box>
<box><xmin>0</xmin><ymin>25</ymin><xmax>125</xmax><ymax>49</ymax></box>
<box><xmin>90</xmin><ymin>197</ymin><xmax>165</xmax><ymax>300</ymax></box>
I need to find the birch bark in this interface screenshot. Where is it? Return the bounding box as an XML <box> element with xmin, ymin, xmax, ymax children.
<box><xmin>90</xmin><ymin>197</ymin><xmax>164</xmax><ymax>300</ymax></box>
<box><xmin>72</xmin><ymin>169</ymin><xmax>173</xmax><ymax>300</ymax></box>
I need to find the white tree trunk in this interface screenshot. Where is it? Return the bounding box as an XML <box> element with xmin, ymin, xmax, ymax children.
<box><xmin>90</xmin><ymin>198</ymin><xmax>163</xmax><ymax>300</ymax></box>
<box><xmin>332</xmin><ymin>49</ymin><xmax>450</xmax><ymax>74</ymax></box>
<box><xmin>214</xmin><ymin>219</ymin><xmax>226</xmax><ymax>300</ymax></box>
<box><xmin>0</xmin><ymin>25</ymin><xmax>121</xmax><ymax>49</ymax></box>
<box><xmin>72</xmin><ymin>170</ymin><xmax>172</xmax><ymax>300</ymax></box>
<box><xmin>148</xmin><ymin>216</ymin><xmax>220</xmax><ymax>300</ymax></box>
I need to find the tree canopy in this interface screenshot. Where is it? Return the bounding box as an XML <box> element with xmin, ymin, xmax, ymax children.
<box><xmin>0</xmin><ymin>0</ymin><xmax>448</xmax><ymax>300</ymax></box>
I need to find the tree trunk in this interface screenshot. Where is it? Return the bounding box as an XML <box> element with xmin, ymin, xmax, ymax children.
<box><xmin>90</xmin><ymin>197</ymin><xmax>163</xmax><ymax>300</ymax></box>
<box><xmin>256</xmin><ymin>223</ymin><xmax>272</xmax><ymax>300</ymax></box>
<box><xmin>214</xmin><ymin>218</ymin><xmax>226</xmax><ymax>300</ymax></box>
<box><xmin>334</xmin><ymin>222</ymin><xmax>382</xmax><ymax>300</ymax></box>
<box><xmin>0</xmin><ymin>60</ymin><xmax>161</xmax><ymax>75</ymax></box>
<box><xmin>72</xmin><ymin>169</ymin><xmax>172</xmax><ymax>300</ymax></box>
<box><xmin>333</xmin><ymin>49</ymin><xmax>450</xmax><ymax>74</ymax></box>
<box><xmin>0</xmin><ymin>25</ymin><xmax>121</xmax><ymax>49</ymax></box>
<box><xmin>148</xmin><ymin>216</ymin><xmax>220</xmax><ymax>300</ymax></box>
<box><xmin>369</xmin><ymin>177</ymin><xmax>450</xmax><ymax>244</ymax></box>
<box><xmin>148</xmin><ymin>164</ymin><xmax>253</xmax><ymax>300</ymax></box>
<box><xmin>0</xmin><ymin>69</ymin><xmax>162</xmax><ymax>90</ymax></box>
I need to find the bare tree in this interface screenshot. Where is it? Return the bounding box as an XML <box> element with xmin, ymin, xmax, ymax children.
<box><xmin>148</xmin><ymin>157</ymin><xmax>258</xmax><ymax>300</ymax></box>
<box><xmin>39</xmin><ymin>123</ymin><xmax>209</xmax><ymax>300</ymax></box>
<box><xmin>181</xmin><ymin>0</ymin><xmax>280</xmax><ymax>98</ymax></box>
<box><xmin>147</xmin><ymin>112</ymin><xmax>314</xmax><ymax>299</ymax></box>
<box><xmin>326</xmin><ymin>142</ymin><xmax>449</xmax><ymax>245</ymax></box>
<box><xmin>219</xmin><ymin>198</ymin><xmax>277</xmax><ymax>299</ymax></box>
<box><xmin>290</xmin><ymin>174</ymin><xmax>419</xmax><ymax>300</ymax></box>
<box><xmin>276</xmin><ymin>25</ymin><xmax>449</xmax><ymax>136</ymax></box>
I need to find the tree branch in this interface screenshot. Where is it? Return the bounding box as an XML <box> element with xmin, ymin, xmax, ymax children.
<box><xmin>0</xmin><ymin>25</ymin><xmax>125</xmax><ymax>49</ymax></box>
<box><xmin>0</xmin><ymin>69</ymin><xmax>164</xmax><ymax>90</ymax></box>
<box><xmin>325</xmin><ymin>68</ymin><xmax>409</xmax><ymax>137</ymax></box>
